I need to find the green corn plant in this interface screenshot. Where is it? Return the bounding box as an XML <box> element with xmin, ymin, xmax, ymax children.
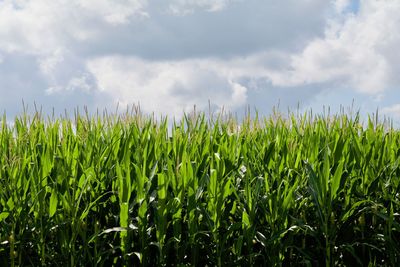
<box><xmin>0</xmin><ymin>108</ymin><xmax>400</xmax><ymax>266</ymax></box>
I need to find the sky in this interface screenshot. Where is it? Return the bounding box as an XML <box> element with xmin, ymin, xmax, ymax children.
<box><xmin>0</xmin><ymin>0</ymin><xmax>400</xmax><ymax>122</ymax></box>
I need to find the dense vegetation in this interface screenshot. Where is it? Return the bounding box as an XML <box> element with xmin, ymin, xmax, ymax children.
<box><xmin>0</xmin><ymin>110</ymin><xmax>399</xmax><ymax>266</ymax></box>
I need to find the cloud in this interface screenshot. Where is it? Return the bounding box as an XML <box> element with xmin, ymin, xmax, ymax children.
<box><xmin>382</xmin><ymin>104</ymin><xmax>400</xmax><ymax>120</ymax></box>
<box><xmin>77</xmin><ymin>0</ymin><xmax>148</xmax><ymax>25</ymax></box>
<box><xmin>334</xmin><ymin>0</ymin><xmax>352</xmax><ymax>13</ymax></box>
<box><xmin>0</xmin><ymin>0</ymin><xmax>141</xmax><ymax>55</ymax></box>
<box><xmin>0</xmin><ymin>0</ymin><xmax>398</xmax><ymax>121</ymax></box>
<box><xmin>87</xmin><ymin>56</ymin><xmax>247</xmax><ymax>117</ymax></box>
<box><xmin>0</xmin><ymin>0</ymin><xmax>149</xmax><ymax>100</ymax></box>
<box><xmin>266</xmin><ymin>0</ymin><xmax>400</xmax><ymax>95</ymax></box>
<box><xmin>0</xmin><ymin>0</ymin><xmax>332</xmax><ymax>119</ymax></box>
<box><xmin>76</xmin><ymin>0</ymin><xmax>330</xmax><ymax>61</ymax></box>
<box><xmin>167</xmin><ymin>0</ymin><xmax>238</xmax><ymax>15</ymax></box>
<box><xmin>84</xmin><ymin>50</ymin><xmax>331</xmax><ymax>118</ymax></box>
<box><xmin>35</xmin><ymin>47</ymin><xmax>97</xmax><ymax>94</ymax></box>
<box><xmin>0</xmin><ymin>51</ymin><xmax>109</xmax><ymax>117</ymax></box>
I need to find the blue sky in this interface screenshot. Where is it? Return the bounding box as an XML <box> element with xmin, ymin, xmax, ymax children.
<box><xmin>0</xmin><ymin>0</ymin><xmax>399</xmax><ymax>122</ymax></box>
<box><xmin>348</xmin><ymin>0</ymin><xmax>360</xmax><ymax>13</ymax></box>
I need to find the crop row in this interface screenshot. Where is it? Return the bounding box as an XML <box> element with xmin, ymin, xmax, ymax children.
<box><xmin>0</xmin><ymin>111</ymin><xmax>399</xmax><ymax>266</ymax></box>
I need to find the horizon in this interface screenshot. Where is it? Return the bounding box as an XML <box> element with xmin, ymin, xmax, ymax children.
<box><xmin>1</xmin><ymin>101</ymin><xmax>397</xmax><ymax>131</ymax></box>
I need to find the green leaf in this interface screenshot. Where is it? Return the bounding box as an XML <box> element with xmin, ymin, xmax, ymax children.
<box><xmin>7</xmin><ymin>198</ymin><xmax>14</xmax><ymax>210</ymax></box>
<box><xmin>331</xmin><ymin>160</ymin><xmax>344</xmax><ymax>199</ymax></box>
<box><xmin>242</xmin><ymin>210</ymin><xmax>250</xmax><ymax>229</ymax></box>
<box><xmin>49</xmin><ymin>190</ymin><xmax>58</xmax><ymax>217</ymax></box>
<box><xmin>0</xmin><ymin>212</ymin><xmax>9</xmax><ymax>222</ymax></box>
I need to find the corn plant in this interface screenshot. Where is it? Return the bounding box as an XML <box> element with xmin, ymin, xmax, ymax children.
<box><xmin>0</xmin><ymin>109</ymin><xmax>399</xmax><ymax>266</ymax></box>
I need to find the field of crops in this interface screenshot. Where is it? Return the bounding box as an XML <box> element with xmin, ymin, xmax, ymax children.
<box><xmin>0</xmin><ymin>110</ymin><xmax>399</xmax><ymax>266</ymax></box>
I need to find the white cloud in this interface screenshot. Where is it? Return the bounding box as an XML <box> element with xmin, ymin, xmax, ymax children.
<box><xmin>35</xmin><ymin>47</ymin><xmax>96</xmax><ymax>94</ymax></box>
<box><xmin>0</xmin><ymin>0</ymin><xmax>148</xmax><ymax>98</ymax></box>
<box><xmin>0</xmin><ymin>0</ymin><xmax>148</xmax><ymax>55</ymax></box>
<box><xmin>45</xmin><ymin>73</ymin><xmax>94</xmax><ymax>94</ymax></box>
<box><xmin>0</xmin><ymin>0</ymin><xmax>398</xmax><ymax>120</ymax></box>
<box><xmin>334</xmin><ymin>0</ymin><xmax>352</xmax><ymax>13</ymax></box>
<box><xmin>87</xmin><ymin>56</ymin><xmax>248</xmax><ymax>117</ymax></box>
<box><xmin>382</xmin><ymin>104</ymin><xmax>400</xmax><ymax>120</ymax></box>
<box><xmin>0</xmin><ymin>0</ymin><xmax>332</xmax><ymax>118</ymax></box>
<box><xmin>38</xmin><ymin>48</ymin><xmax>65</xmax><ymax>76</ymax></box>
<box><xmin>69</xmin><ymin>0</ymin><xmax>400</xmax><ymax>118</ymax></box>
<box><xmin>168</xmin><ymin>0</ymin><xmax>237</xmax><ymax>15</ymax></box>
<box><xmin>265</xmin><ymin>0</ymin><xmax>399</xmax><ymax>95</ymax></box>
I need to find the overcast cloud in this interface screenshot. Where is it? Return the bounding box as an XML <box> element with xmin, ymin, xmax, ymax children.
<box><xmin>0</xmin><ymin>0</ymin><xmax>399</xmax><ymax>121</ymax></box>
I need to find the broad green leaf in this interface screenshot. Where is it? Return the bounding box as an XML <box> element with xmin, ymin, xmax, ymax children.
<box><xmin>331</xmin><ymin>160</ymin><xmax>344</xmax><ymax>199</ymax></box>
<box><xmin>242</xmin><ymin>211</ymin><xmax>250</xmax><ymax>229</ymax></box>
<box><xmin>49</xmin><ymin>190</ymin><xmax>58</xmax><ymax>217</ymax></box>
<box><xmin>0</xmin><ymin>212</ymin><xmax>9</xmax><ymax>222</ymax></box>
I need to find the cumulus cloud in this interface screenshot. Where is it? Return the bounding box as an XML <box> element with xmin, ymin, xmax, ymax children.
<box><xmin>87</xmin><ymin>56</ymin><xmax>247</xmax><ymax>117</ymax></box>
<box><xmin>266</xmin><ymin>0</ymin><xmax>399</xmax><ymax>95</ymax></box>
<box><xmin>0</xmin><ymin>0</ymin><xmax>332</xmax><ymax>118</ymax></box>
<box><xmin>0</xmin><ymin>0</ymin><xmax>149</xmax><ymax>98</ymax></box>
<box><xmin>0</xmin><ymin>0</ymin><xmax>147</xmax><ymax>55</ymax></box>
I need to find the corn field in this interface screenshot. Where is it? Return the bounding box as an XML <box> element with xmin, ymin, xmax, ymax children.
<box><xmin>0</xmin><ymin>110</ymin><xmax>399</xmax><ymax>266</ymax></box>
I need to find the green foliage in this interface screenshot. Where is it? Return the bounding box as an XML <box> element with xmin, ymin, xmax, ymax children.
<box><xmin>0</xmin><ymin>110</ymin><xmax>399</xmax><ymax>266</ymax></box>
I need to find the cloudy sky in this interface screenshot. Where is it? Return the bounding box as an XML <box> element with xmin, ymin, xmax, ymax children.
<box><xmin>1</xmin><ymin>0</ymin><xmax>399</xmax><ymax>121</ymax></box>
